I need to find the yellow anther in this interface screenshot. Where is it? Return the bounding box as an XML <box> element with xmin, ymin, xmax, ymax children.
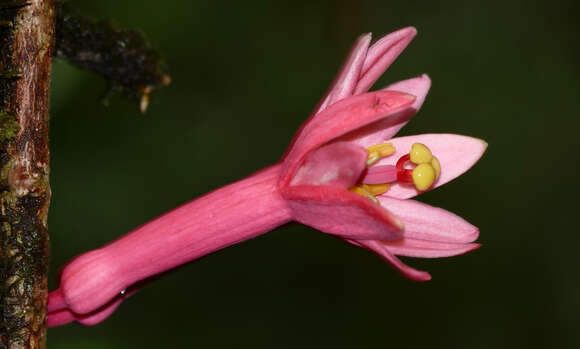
<box><xmin>367</xmin><ymin>142</ymin><xmax>395</xmax><ymax>157</ymax></box>
<box><xmin>366</xmin><ymin>143</ymin><xmax>395</xmax><ymax>166</ymax></box>
<box><xmin>363</xmin><ymin>183</ymin><xmax>391</xmax><ymax>196</ymax></box>
<box><xmin>410</xmin><ymin>143</ymin><xmax>433</xmax><ymax>165</ymax></box>
<box><xmin>411</xmin><ymin>163</ymin><xmax>436</xmax><ymax>191</ymax></box>
<box><xmin>366</xmin><ymin>152</ymin><xmax>381</xmax><ymax>166</ymax></box>
<box><xmin>349</xmin><ymin>185</ymin><xmax>379</xmax><ymax>204</ymax></box>
<box><xmin>431</xmin><ymin>156</ymin><xmax>441</xmax><ymax>180</ymax></box>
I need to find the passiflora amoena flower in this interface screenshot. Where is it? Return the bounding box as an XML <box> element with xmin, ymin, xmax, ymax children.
<box><xmin>48</xmin><ymin>27</ymin><xmax>486</xmax><ymax>326</ymax></box>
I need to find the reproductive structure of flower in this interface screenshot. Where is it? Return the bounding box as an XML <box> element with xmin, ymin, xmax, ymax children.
<box><xmin>47</xmin><ymin>27</ymin><xmax>486</xmax><ymax>326</ymax></box>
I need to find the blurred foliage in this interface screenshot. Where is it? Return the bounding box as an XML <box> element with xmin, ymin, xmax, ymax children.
<box><xmin>47</xmin><ymin>0</ymin><xmax>579</xmax><ymax>348</ymax></box>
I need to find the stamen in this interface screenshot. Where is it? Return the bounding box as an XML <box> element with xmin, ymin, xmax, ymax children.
<box><xmin>367</xmin><ymin>143</ymin><xmax>395</xmax><ymax>157</ymax></box>
<box><xmin>349</xmin><ymin>185</ymin><xmax>380</xmax><ymax>204</ymax></box>
<box><xmin>366</xmin><ymin>142</ymin><xmax>395</xmax><ymax>166</ymax></box>
<box><xmin>366</xmin><ymin>152</ymin><xmax>380</xmax><ymax>166</ymax></box>
<box><xmin>364</xmin><ymin>183</ymin><xmax>390</xmax><ymax>196</ymax></box>
<box><xmin>431</xmin><ymin>156</ymin><xmax>441</xmax><ymax>180</ymax></box>
<box><xmin>411</xmin><ymin>164</ymin><xmax>436</xmax><ymax>191</ymax></box>
<box><xmin>395</xmin><ymin>144</ymin><xmax>440</xmax><ymax>191</ymax></box>
<box><xmin>409</xmin><ymin>143</ymin><xmax>432</xmax><ymax>164</ymax></box>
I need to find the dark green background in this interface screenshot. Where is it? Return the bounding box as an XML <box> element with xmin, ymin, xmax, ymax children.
<box><xmin>48</xmin><ymin>0</ymin><xmax>579</xmax><ymax>348</ymax></box>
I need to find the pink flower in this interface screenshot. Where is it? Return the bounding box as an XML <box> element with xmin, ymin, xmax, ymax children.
<box><xmin>47</xmin><ymin>27</ymin><xmax>486</xmax><ymax>327</ymax></box>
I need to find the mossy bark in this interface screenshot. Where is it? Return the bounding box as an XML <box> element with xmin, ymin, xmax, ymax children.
<box><xmin>0</xmin><ymin>0</ymin><xmax>54</xmax><ymax>348</ymax></box>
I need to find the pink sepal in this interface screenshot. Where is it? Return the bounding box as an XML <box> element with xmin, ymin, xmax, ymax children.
<box><xmin>354</xmin><ymin>239</ymin><xmax>432</xmax><ymax>281</ymax></box>
<box><xmin>378</xmin><ymin>134</ymin><xmax>487</xmax><ymax>199</ymax></box>
<box><xmin>281</xmin><ymin>185</ymin><xmax>403</xmax><ymax>240</ymax></box>
<box><xmin>314</xmin><ymin>33</ymin><xmax>372</xmax><ymax>114</ymax></box>
<box><xmin>290</xmin><ymin>142</ymin><xmax>367</xmax><ymax>188</ymax></box>
<box><xmin>378</xmin><ymin>197</ymin><xmax>479</xmax><ymax>243</ymax></box>
<box><xmin>355</xmin><ymin>27</ymin><xmax>418</xmax><ymax>94</ymax></box>
<box><xmin>280</xmin><ymin>90</ymin><xmax>416</xmax><ymax>186</ymax></box>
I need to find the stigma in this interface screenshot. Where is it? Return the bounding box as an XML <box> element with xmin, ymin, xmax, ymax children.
<box><xmin>351</xmin><ymin>142</ymin><xmax>441</xmax><ymax>200</ymax></box>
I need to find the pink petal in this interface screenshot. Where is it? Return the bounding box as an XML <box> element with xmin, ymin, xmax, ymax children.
<box><xmin>280</xmin><ymin>91</ymin><xmax>416</xmax><ymax>186</ymax></box>
<box><xmin>354</xmin><ymin>239</ymin><xmax>432</xmax><ymax>281</ymax></box>
<box><xmin>382</xmin><ymin>238</ymin><xmax>481</xmax><ymax>258</ymax></box>
<box><xmin>354</xmin><ymin>27</ymin><xmax>418</xmax><ymax>94</ymax></box>
<box><xmin>380</xmin><ymin>134</ymin><xmax>487</xmax><ymax>199</ymax></box>
<box><xmin>290</xmin><ymin>142</ymin><xmax>367</xmax><ymax>188</ymax></box>
<box><xmin>281</xmin><ymin>185</ymin><xmax>404</xmax><ymax>240</ymax></box>
<box><xmin>314</xmin><ymin>33</ymin><xmax>372</xmax><ymax>114</ymax></box>
<box><xmin>378</xmin><ymin>197</ymin><xmax>479</xmax><ymax>243</ymax></box>
<box><xmin>339</xmin><ymin>75</ymin><xmax>432</xmax><ymax>148</ymax></box>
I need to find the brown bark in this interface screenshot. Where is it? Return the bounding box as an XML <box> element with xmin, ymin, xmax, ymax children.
<box><xmin>0</xmin><ymin>0</ymin><xmax>54</xmax><ymax>348</ymax></box>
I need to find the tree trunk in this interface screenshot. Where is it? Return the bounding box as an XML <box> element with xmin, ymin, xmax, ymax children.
<box><xmin>0</xmin><ymin>0</ymin><xmax>54</xmax><ymax>348</ymax></box>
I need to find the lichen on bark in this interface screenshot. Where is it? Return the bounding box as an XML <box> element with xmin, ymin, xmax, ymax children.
<box><xmin>0</xmin><ymin>0</ymin><xmax>54</xmax><ymax>348</ymax></box>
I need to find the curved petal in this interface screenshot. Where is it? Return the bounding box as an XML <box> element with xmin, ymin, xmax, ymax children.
<box><xmin>378</xmin><ymin>197</ymin><xmax>479</xmax><ymax>243</ymax></box>
<box><xmin>338</xmin><ymin>75</ymin><xmax>431</xmax><ymax>148</ymax></box>
<box><xmin>378</xmin><ymin>134</ymin><xmax>487</xmax><ymax>199</ymax></box>
<box><xmin>355</xmin><ymin>27</ymin><xmax>418</xmax><ymax>94</ymax></box>
<box><xmin>382</xmin><ymin>238</ymin><xmax>481</xmax><ymax>258</ymax></box>
<box><xmin>290</xmin><ymin>142</ymin><xmax>367</xmax><ymax>188</ymax></box>
<box><xmin>281</xmin><ymin>185</ymin><xmax>404</xmax><ymax>240</ymax></box>
<box><xmin>354</xmin><ymin>239</ymin><xmax>432</xmax><ymax>281</ymax></box>
<box><xmin>314</xmin><ymin>33</ymin><xmax>372</xmax><ymax>114</ymax></box>
<box><xmin>280</xmin><ymin>91</ymin><xmax>416</xmax><ymax>186</ymax></box>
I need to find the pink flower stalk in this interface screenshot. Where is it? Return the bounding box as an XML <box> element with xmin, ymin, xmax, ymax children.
<box><xmin>47</xmin><ymin>27</ymin><xmax>486</xmax><ymax>327</ymax></box>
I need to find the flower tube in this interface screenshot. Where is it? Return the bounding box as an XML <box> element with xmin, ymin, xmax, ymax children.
<box><xmin>48</xmin><ymin>27</ymin><xmax>486</xmax><ymax>326</ymax></box>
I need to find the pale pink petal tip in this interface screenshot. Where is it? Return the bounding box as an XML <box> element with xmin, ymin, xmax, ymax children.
<box><xmin>384</xmin><ymin>239</ymin><xmax>482</xmax><ymax>258</ymax></box>
<box><xmin>384</xmin><ymin>74</ymin><xmax>431</xmax><ymax>112</ymax></box>
<box><xmin>384</xmin><ymin>134</ymin><xmax>487</xmax><ymax>199</ymax></box>
<box><xmin>378</xmin><ymin>197</ymin><xmax>479</xmax><ymax>243</ymax></box>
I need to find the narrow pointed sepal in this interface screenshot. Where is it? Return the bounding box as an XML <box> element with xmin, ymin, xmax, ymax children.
<box><xmin>314</xmin><ymin>33</ymin><xmax>372</xmax><ymax>113</ymax></box>
<box><xmin>281</xmin><ymin>185</ymin><xmax>404</xmax><ymax>240</ymax></box>
<box><xmin>354</xmin><ymin>239</ymin><xmax>432</xmax><ymax>281</ymax></box>
<box><xmin>355</xmin><ymin>27</ymin><xmax>418</xmax><ymax>94</ymax></box>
